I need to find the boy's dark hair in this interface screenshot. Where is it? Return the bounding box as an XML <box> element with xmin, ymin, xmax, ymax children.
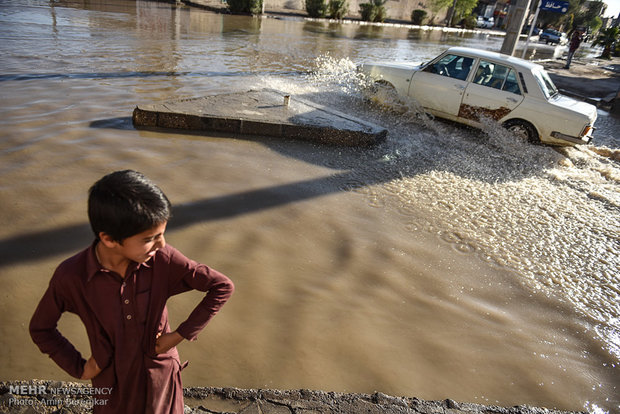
<box><xmin>88</xmin><ymin>170</ymin><xmax>171</xmax><ymax>242</ymax></box>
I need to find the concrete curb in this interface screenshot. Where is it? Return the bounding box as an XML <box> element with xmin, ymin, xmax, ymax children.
<box><xmin>183</xmin><ymin>387</ymin><xmax>585</xmax><ymax>414</ymax></box>
<box><xmin>132</xmin><ymin>89</ymin><xmax>388</xmax><ymax>146</ymax></box>
<box><xmin>0</xmin><ymin>381</ymin><xmax>586</xmax><ymax>414</ymax></box>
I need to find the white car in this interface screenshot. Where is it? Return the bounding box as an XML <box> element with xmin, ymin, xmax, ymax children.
<box><xmin>476</xmin><ymin>16</ymin><xmax>494</xmax><ymax>29</ymax></box>
<box><xmin>359</xmin><ymin>47</ymin><xmax>597</xmax><ymax>146</ymax></box>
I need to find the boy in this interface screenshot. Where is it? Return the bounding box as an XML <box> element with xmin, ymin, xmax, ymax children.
<box><xmin>29</xmin><ymin>170</ymin><xmax>234</xmax><ymax>413</ymax></box>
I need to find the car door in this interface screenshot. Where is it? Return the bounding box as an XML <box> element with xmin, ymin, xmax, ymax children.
<box><xmin>459</xmin><ymin>60</ymin><xmax>524</xmax><ymax>124</ymax></box>
<box><xmin>408</xmin><ymin>53</ymin><xmax>474</xmax><ymax>117</ymax></box>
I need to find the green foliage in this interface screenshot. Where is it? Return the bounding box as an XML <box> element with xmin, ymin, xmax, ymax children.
<box><xmin>359</xmin><ymin>0</ymin><xmax>387</xmax><ymax>22</ymax></box>
<box><xmin>227</xmin><ymin>0</ymin><xmax>263</xmax><ymax>14</ymax></box>
<box><xmin>306</xmin><ymin>0</ymin><xmax>328</xmax><ymax>17</ymax></box>
<box><xmin>461</xmin><ymin>13</ymin><xmax>476</xmax><ymax>29</ymax></box>
<box><xmin>426</xmin><ymin>0</ymin><xmax>452</xmax><ymax>24</ymax></box>
<box><xmin>592</xmin><ymin>27</ymin><xmax>619</xmax><ymax>59</ymax></box>
<box><xmin>573</xmin><ymin>0</ymin><xmax>604</xmax><ymax>32</ymax></box>
<box><xmin>583</xmin><ymin>0</ymin><xmax>605</xmax><ymax>21</ymax></box>
<box><xmin>411</xmin><ymin>9</ymin><xmax>427</xmax><ymax>25</ymax></box>
<box><xmin>428</xmin><ymin>0</ymin><xmax>452</xmax><ymax>15</ymax></box>
<box><xmin>451</xmin><ymin>0</ymin><xmax>478</xmax><ymax>25</ymax></box>
<box><xmin>541</xmin><ymin>0</ymin><xmax>604</xmax><ymax>35</ymax></box>
<box><xmin>328</xmin><ymin>0</ymin><xmax>349</xmax><ymax>19</ymax></box>
<box><xmin>565</xmin><ymin>13</ymin><xmax>574</xmax><ymax>31</ymax></box>
<box><xmin>589</xmin><ymin>16</ymin><xmax>602</xmax><ymax>33</ymax></box>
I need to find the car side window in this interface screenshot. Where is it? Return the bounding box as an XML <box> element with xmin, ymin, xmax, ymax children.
<box><xmin>473</xmin><ymin>60</ymin><xmax>521</xmax><ymax>95</ymax></box>
<box><xmin>425</xmin><ymin>54</ymin><xmax>473</xmax><ymax>81</ymax></box>
<box><xmin>502</xmin><ymin>69</ymin><xmax>521</xmax><ymax>95</ymax></box>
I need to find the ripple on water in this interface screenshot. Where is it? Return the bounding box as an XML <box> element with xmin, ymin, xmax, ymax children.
<box><xmin>367</xmin><ymin>195</ymin><xmax>385</xmax><ymax>209</ymax></box>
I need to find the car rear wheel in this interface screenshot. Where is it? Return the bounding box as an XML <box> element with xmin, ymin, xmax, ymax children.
<box><xmin>503</xmin><ymin>119</ymin><xmax>539</xmax><ymax>144</ymax></box>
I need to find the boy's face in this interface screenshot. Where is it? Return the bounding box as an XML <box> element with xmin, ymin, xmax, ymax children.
<box><xmin>113</xmin><ymin>221</ymin><xmax>167</xmax><ymax>264</ymax></box>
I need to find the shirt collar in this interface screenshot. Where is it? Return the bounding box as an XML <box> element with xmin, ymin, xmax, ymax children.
<box><xmin>86</xmin><ymin>241</ymin><xmax>104</xmax><ymax>283</ymax></box>
<box><xmin>85</xmin><ymin>241</ymin><xmax>152</xmax><ymax>283</ymax></box>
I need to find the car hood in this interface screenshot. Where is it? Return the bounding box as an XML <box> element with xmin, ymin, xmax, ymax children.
<box><xmin>361</xmin><ymin>61</ymin><xmax>425</xmax><ymax>71</ymax></box>
<box><xmin>550</xmin><ymin>94</ymin><xmax>598</xmax><ymax>122</ymax></box>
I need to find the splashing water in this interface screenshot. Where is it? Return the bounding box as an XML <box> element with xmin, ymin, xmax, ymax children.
<box><xmin>308</xmin><ymin>54</ymin><xmax>371</xmax><ymax>94</ymax></box>
<box><xmin>587</xmin><ymin>402</ymin><xmax>611</xmax><ymax>414</ymax></box>
<box><xmin>305</xmin><ymin>56</ymin><xmax>620</xmax><ymax>363</ymax></box>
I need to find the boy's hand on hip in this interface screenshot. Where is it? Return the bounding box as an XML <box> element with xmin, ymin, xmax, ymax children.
<box><xmin>81</xmin><ymin>356</ymin><xmax>102</xmax><ymax>380</ymax></box>
<box><xmin>155</xmin><ymin>331</ymin><xmax>184</xmax><ymax>354</ymax></box>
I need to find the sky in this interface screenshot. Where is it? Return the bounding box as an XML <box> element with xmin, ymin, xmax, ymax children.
<box><xmin>603</xmin><ymin>0</ymin><xmax>620</xmax><ymax>17</ymax></box>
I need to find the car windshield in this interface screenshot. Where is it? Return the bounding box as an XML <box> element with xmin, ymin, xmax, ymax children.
<box><xmin>533</xmin><ymin>69</ymin><xmax>559</xmax><ymax>99</ymax></box>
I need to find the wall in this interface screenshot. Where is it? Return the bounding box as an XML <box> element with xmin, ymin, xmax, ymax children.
<box><xmin>266</xmin><ymin>0</ymin><xmax>449</xmax><ymax>24</ymax></box>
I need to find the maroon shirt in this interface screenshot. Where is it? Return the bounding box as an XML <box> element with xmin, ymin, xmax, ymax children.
<box><xmin>30</xmin><ymin>242</ymin><xmax>234</xmax><ymax>413</ymax></box>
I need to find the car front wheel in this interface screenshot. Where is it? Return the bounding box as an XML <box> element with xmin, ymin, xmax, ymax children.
<box><xmin>503</xmin><ymin>119</ymin><xmax>539</xmax><ymax>143</ymax></box>
<box><xmin>365</xmin><ymin>81</ymin><xmax>409</xmax><ymax>114</ymax></box>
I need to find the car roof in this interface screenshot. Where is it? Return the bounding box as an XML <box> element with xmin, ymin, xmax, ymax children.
<box><xmin>445</xmin><ymin>47</ymin><xmax>543</xmax><ymax>72</ymax></box>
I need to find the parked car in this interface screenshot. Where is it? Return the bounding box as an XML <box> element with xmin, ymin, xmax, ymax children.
<box><xmin>476</xmin><ymin>16</ymin><xmax>494</xmax><ymax>29</ymax></box>
<box><xmin>522</xmin><ymin>25</ymin><xmax>541</xmax><ymax>35</ymax></box>
<box><xmin>540</xmin><ymin>29</ymin><xmax>568</xmax><ymax>45</ymax></box>
<box><xmin>358</xmin><ymin>47</ymin><xmax>597</xmax><ymax>146</ymax></box>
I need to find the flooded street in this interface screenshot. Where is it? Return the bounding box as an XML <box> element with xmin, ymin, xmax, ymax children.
<box><xmin>0</xmin><ymin>0</ymin><xmax>618</xmax><ymax>412</ymax></box>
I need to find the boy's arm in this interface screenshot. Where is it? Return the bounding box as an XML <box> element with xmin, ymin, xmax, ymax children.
<box><xmin>167</xmin><ymin>249</ymin><xmax>234</xmax><ymax>342</ymax></box>
<box><xmin>29</xmin><ymin>278</ymin><xmax>87</xmax><ymax>379</ymax></box>
<box><xmin>155</xmin><ymin>330</ymin><xmax>184</xmax><ymax>354</ymax></box>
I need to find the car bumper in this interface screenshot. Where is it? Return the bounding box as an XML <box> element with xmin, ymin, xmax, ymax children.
<box><xmin>550</xmin><ymin>130</ymin><xmax>593</xmax><ymax>145</ymax></box>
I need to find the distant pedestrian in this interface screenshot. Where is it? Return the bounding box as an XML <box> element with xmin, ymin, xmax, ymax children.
<box><xmin>565</xmin><ymin>30</ymin><xmax>583</xmax><ymax>69</ymax></box>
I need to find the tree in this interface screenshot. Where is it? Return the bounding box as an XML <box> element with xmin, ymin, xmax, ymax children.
<box><xmin>306</xmin><ymin>0</ymin><xmax>328</xmax><ymax>17</ymax></box>
<box><xmin>461</xmin><ymin>13</ymin><xmax>477</xmax><ymax>28</ymax></box>
<box><xmin>565</xmin><ymin>13</ymin><xmax>574</xmax><ymax>33</ymax></box>
<box><xmin>427</xmin><ymin>0</ymin><xmax>453</xmax><ymax>24</ymax></box>
<box><xmin>328</xmin><ymin>0</ymin><xmax>349</xmax><ymax>19</ymax></box>
<box><xmin>589</xmin><ymin>16</ymin><xmax>602</xmax><ymax>33</ymax></box>
<box><xmin>228</xmin><ymin>0</ymin><xmax>263</xmax><ymax>14</ymax></box>
<box><xmin>573</xmin><ymin>0</ymin><xmax>604</xmax><ymax>31</ymax></box>
<box><xmin>359</xmin><ymin>0</ymin><xmax>387</xmax><ymax>22</ymax></box>
<box><xmin>451</xmin><ymin>0</ymin><xmax>478</xmax><ymax>25</ymax></box>
<box><xmin>411</xmin><ymin>9</ymin><xmax>428</xmax><ymax>25</ymax></box>
<box><xmin>592</xmin><ymin>27</ymin><xmax>619</xmax><ymax>59</ymax></box>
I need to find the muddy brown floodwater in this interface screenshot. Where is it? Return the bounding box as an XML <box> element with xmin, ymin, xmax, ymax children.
<box><xmin>0</xmin><ymin>1</ymin><xmax>618</xmax><ymax>413</ymax></box>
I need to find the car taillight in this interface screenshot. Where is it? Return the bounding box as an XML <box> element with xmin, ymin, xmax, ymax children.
<box><xmin>581</xmin><ymin>125</ymin><xmax>594</xmax><ymax>137</ymax></box>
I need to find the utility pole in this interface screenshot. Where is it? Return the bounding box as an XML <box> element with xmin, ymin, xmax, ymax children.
<box><xmin>521</xmin><ymin>0</ymin><xmax>541</xmax><ymax>59</ymax></box>
<box><xmin>500</xmin><ymin>0</ymin><xmax>532</xmax><ymax>56</ymax></box>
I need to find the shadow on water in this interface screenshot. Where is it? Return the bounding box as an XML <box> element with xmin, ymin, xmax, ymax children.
<box><xmin>0</xmin><ymin>91</ymin><xmax>557</xmax><ymax>267</ymax></box>
<box><xmin>0</xmin><ymin>170</ymin><xmax>363</xmax><ymax>266</ymax></box>
<box><xmin>90</xmin><ymin>117</ymin><xmax>135</xmax><ymax>130</ymax></box>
